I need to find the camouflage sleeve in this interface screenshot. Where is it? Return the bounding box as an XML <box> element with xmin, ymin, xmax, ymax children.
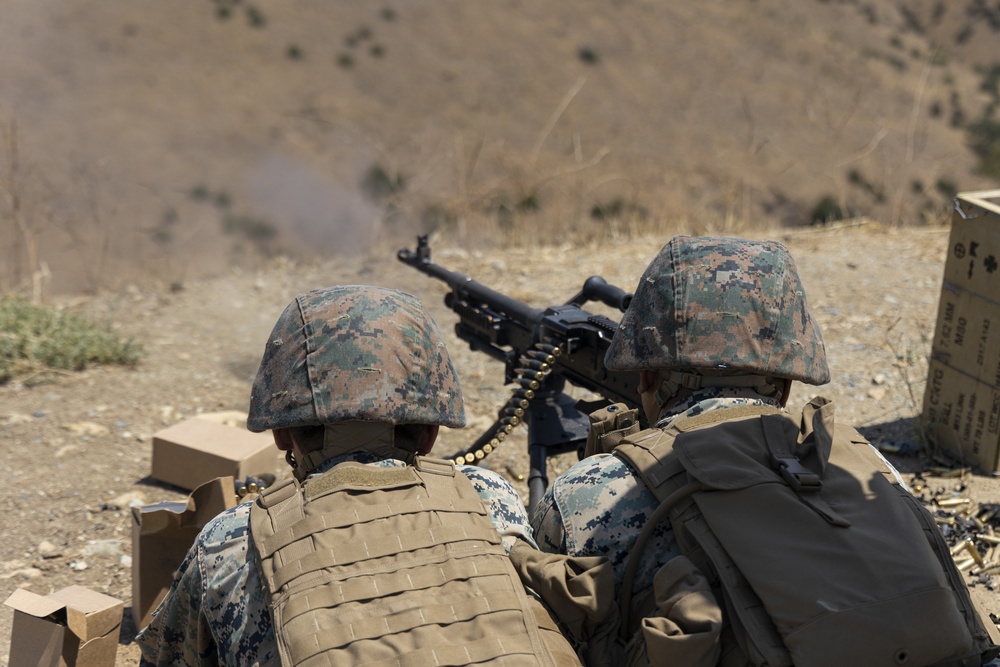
<box><xmin>459</xmin><ymin>465</ymin><xmax>538</xmax><ymax>551</ymax></box>
<box><xmin>135</xmin><ymin>540</ymin><xmax>218</xmax><ymax>666</ymax></box>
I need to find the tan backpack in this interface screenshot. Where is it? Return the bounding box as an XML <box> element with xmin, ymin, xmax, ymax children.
<box><xmin>612</xmin><ymin>397</ymin><xmax>1000</xmax><ymax>667</ymax></box>
<box><xmin>249</xmin><ymin>456</ymin><xmax>581</xmax><ymax>667</ymax></box>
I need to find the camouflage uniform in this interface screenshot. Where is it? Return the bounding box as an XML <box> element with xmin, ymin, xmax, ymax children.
<box><xmin>531</xmin><ymin>236</ymin><xmax>832</xmax><ymax>634</ymax></box>
<box><xmin>136</xmin><ymin>285</ymin><xmax>537</xmax><ymax>666</ymax></box>
<box><xmin>135</xmin><ymin>452</ymin><xmax>535</xmax><ymax>667</ymax></box>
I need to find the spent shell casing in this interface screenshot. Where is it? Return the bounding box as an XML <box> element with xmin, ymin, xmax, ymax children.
<box><xmin>974</xmin><ymin>561</ymin><xmax>1000</xmax><ymax>576</ymax></box>
<box><xmin>952</xmin><ymin>540</ymin><xmax>973</xmax><ymax>557</ymax></box>
<box><xmin>937</xmin><ymin>497</ymin><xmax>971</xmax><ymax>508</ymax></box>
<box><xmin>956</xmin><ymin>558</ymin><xmax>977</xmax><ymax>572</ymax></box>
<box><xmin>967</xmin><ymin>542</ymin><xmax>986</xmax><ymax>566</ymax></box>
<box><xmin>505</xmin><ymin>465</ymin><xmax>524</xmax><ymax>482</ymax></box>
<box><xmin>978</xmin><ymin>534</ymin><xmax>1000</xmax><ymax>545</ymax></box>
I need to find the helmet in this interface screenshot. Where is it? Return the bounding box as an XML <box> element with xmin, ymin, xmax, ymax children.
<box><xmin>604</xmin><ymin>235</ymin><xmax>830</xmax><ymax>385</ymax></box>
<box><xmin>247</xmin><ymin>285</ymin><xmax>466</xmax><ymax>432</ymax></box>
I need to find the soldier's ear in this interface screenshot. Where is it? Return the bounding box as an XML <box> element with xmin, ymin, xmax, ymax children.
<box><xmin>416</xmin><ymin>425</ymin><xmax>439</xmax><ymax>455</ymax></box>
<box><xmin>637</xmin><ymin>370</ymin><xmax>660</xmax><ymax>395</ymax></box>
<box><xmin>272</xmin><ymin>427</ymin><xmax>294</xmax><ymax>452</ymax></box>
<box><xmin>779</xmin><ymin>379</ymin><xmax>793</xmax><ymax>408</ymax></box>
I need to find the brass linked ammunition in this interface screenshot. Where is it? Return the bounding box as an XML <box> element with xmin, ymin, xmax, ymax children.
<box><xmin>246</xmin><ymin>476</ymin><xmax>259</xmax><ymax>494</ymax></box>
<box><xmin>236</xmin><ymin>481</ymin><xmax>248</xmax><ymax>498</ymax></box>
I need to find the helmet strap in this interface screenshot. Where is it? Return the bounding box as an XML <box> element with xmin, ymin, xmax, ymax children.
<box><xmin>657</xmin><ymin>370</ymin><xmax>781</xmax><ymax>406</ymax></box>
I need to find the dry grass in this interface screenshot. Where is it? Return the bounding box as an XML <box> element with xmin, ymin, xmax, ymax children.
<box><xmin>0</xmin><ymin>0</ymin><xmax>997</xmax><ymax>297</ymax></box>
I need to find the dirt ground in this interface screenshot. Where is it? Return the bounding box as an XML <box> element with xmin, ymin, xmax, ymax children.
<box><xmin>2</xmin><ymin>223</ymin><xmax>999</xmax><ymax>665</ymax></box>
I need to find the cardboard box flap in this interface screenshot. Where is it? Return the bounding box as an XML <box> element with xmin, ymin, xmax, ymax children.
<box><xmin>131</xmin><ymin>477</ymin><xmax>236</xmax><ymax>532</ymax></box>
<box><xmin>188</xmin><ymin>475</ymin><xmax>236</xmax><ymax>524</ymax></box>
<box><xmin>49</xmin><ymin>586</ymin><xmax>123</xmax><ymax>640</ymax></box>
<box><xmin>957</xmin><ymin>189</ymin><xmax>1000</xmax><ymax>218</ymax></box>
<box><xmin>3</xmin><ymin>588</ymin><xmax>67</xmax><ymax>620</ymax></box>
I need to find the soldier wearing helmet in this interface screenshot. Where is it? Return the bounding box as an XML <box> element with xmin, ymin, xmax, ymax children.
<box><xmin>529</xmin><ymin>236</ymin><xmax>835</xmax><ymax>654</ymax></box>
<box><xmin>137</xmin><ymin>286</ymin><xmax>570</xmax><ymax>667</ymax></box>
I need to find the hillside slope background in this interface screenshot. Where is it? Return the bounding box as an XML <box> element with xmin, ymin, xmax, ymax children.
<box><xmin>1</xmin><ymin>0</ymin><xmax>999</xmax><ymax>295</ymax></box>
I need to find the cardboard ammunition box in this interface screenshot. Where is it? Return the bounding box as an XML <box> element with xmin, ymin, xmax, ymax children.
<box><xmin>131</xmin><ymin>476</ymin><xmax>237</xmax><ymax>630</ymax></box>
<box><xmin>151</xmin><ymin>412</ymin><xmax>278</xmax><ymax>491</ymax></box>
<box><xmin>4</xmin><ymin>585</ymin><xmax>123</xmax><ymax>667</ymax></box>
<box><xmin>921</xmin><ymin>190</ymin><xmax>1000</xmax><ymax>471</ymax></box>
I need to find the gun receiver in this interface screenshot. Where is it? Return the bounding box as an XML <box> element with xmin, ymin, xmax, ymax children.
<box><xmin>398</xmin><ymin>235</ymin><xmax>645</xmax><ymax>511</ymax></box>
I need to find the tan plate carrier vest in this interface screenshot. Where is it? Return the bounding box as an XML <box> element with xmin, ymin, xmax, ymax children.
<box><xmin>249</xmin><ymin>456</ymin><xmax>581</xmax><ymax>667</ymax></box>
<box><xmin>612</xmin><ymin>397</ymin><xmax>1000</xmax><ymax>667</ymax></box>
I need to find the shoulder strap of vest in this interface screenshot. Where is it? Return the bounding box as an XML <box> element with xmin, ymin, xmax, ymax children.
<box><xmin>249</xmin><ymin>475</ymin><xmax>309</xmax><ymax>581</ymax></box>
<box><xmin>613</xmin><ymin>405</ymin><xmax>782</xmax><ymax>505</ymax></box>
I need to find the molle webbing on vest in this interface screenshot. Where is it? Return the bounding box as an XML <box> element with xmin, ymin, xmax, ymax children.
<box><xmin>250</xmin><ymin>458</ymin><xmax>567</xmax><ymax>667</ymax></box>
<box><xmin>613</xmin><ymin>398</ymin><xmax>1000</xmax><ymax>667</ymax></box>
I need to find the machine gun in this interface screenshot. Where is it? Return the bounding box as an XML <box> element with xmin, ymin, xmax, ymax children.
<box><xmin>398</xmin><ymin>235</ymin><xmax>646</xmax><ymax>511</ymax></box>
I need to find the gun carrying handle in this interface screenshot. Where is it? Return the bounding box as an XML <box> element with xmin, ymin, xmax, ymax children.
<box><xmin>569</xmin><ymin>276</ymin><xmax>632</xmax><ymax>313</ymax></box>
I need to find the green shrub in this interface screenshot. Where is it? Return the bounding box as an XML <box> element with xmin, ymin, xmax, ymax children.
<box><xmin>935</xmin><ymin>178</ymin><xmax>958</xmax><ymax>197</ymax></box>
<box><xmin>246</xmin><ymin>6</ymin><xmax>266</xmax><ymax>27</ymax></box>
<box><xmin>361</xmin><ymin>164</ymin><xmax>405</xmax><ymax>202</ymax></box>
<box><xmin>810</xmin><ymin>195</ymin><xmax>846</xmax><ymax>224</ymax></box>
<box><xmin>0</xmin><ymin>297</ymin><xmax>143</xmax><ymax>385</ymax></box>
<box><xmin>968</xmin><ymin>117</ymin><xmax>1000</xmax><ymax>179</ymax></box>
<box><xmin>590</xmin><ymin>197</ymin><xmax>648</xmax><ymax>221</ymax></box>
<box><xmin>578</xmin><ymin>46</ymin><xmax>600</xmax><ymax>65</ymax></box>
<box><xmin>222</xmin><ymin>214</ymin><xmax>277</xmax><ymax>244</ymax></box>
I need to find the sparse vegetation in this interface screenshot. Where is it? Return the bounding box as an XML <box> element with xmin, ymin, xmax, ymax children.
<box><xmin>0</xmin><ymin>295</ymin><xmax>143</xmax><ymax>385</ymax></box>
<box><xmin>847</xmin><ymin>169</ymin><xmax>886</xmax><ymax>202</ymax></box>
<box><xmin>935</xmin><ymin>178</ymin><xmax>958</xmax><ymax>197</ymax></box>
<box><xmin>246</xmin><ymin>6</ymin><xmax>266</xmax><ymax>27</ymax></box>
<box><xmin>810</xmin><ymin>195</ymin><xmax>847</xmax><ymax>224</ymax></box>
<box><xmin>286</xmin><ymin>44</ymin><xmax>304</xmax><ymax>61</ymax></box>
<box><xmin>221</xmin><ymin>214</ymin><xmax>278</xmax><ymax>250</ymax></box>
<box><xmin>967</xmin><ymin>117</ymin><xmax>1000</xmax><ymax>179</ymax></box>
<box><xmin>578</xmin><ymin>46</ymin><xmax>600</xmax><ymax>65</ymax></box>
<box><xmin>362</xmin><ymin>164</ymin><xmax>406</xmax><ymax>202</ymax></box>
<box><xmin>590</xmin><ymin>197</ymin><xmax>648</xmax><ymax>222</ymax></box>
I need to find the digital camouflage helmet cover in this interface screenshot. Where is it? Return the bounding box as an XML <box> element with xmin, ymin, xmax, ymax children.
<box><xmin>247</xmin><ymin>285</ymin><xmax>466</xmax><ymax>432</ymax></box>
<box><xmin>604</xmin><ymin>235</ymin><xmax>830</xmax><ymax>385</ymax></box>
